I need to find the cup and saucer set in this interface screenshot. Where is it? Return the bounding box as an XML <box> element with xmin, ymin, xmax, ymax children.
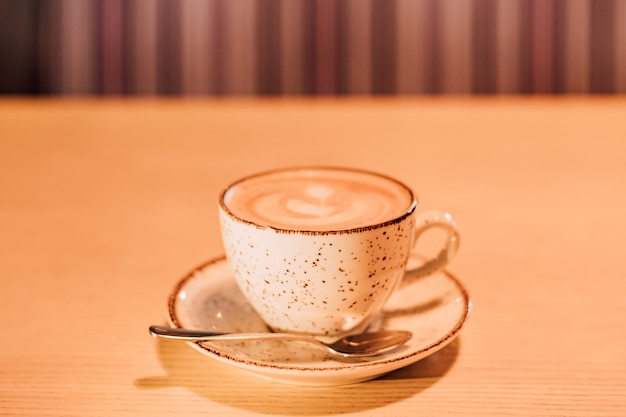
<box><xmin>153</xmin><ymin>167</ymin><xmax>471</xmax><ymax>386</ymax></box>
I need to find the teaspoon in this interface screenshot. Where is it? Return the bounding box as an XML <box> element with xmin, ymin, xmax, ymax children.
<box><xmin>149</xmin><ymin>325</ymin><xmax>412</xmax><ymax>358</ymax></box>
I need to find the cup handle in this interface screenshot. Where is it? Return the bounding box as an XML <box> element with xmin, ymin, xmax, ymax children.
<box><xmin>400</xmin><ymin>210</ymin><xmax>460</xmax><ymax>287</ymax></box>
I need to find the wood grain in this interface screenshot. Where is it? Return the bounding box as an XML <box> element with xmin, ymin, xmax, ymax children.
<box><xmin>1</xmin><ymin>98</ymin><xmax>625</xmax><ymax>416</ymax></box>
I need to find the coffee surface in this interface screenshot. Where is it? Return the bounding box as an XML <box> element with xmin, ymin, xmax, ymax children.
<box><xmin>222</xmin><ymin>168</ymin><xmax>414</xmax><ymax>231</ymax></box>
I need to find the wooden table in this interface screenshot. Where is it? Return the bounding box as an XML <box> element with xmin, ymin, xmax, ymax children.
<box><xmin>1</xmin><ymin>98</ymin><xmax>625</xmax><ymax>416</ymax></box>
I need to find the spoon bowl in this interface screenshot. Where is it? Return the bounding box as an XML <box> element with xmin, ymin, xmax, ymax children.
<box><xmin>149</xmin><ymin>325</ymin><xmax>412</xmax><ymax>358</ymax></box>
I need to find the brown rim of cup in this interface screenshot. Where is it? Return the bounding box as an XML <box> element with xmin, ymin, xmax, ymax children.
<box><xmin>218</xmin><ymin>166</ymin><xmax>418</xmax><ymax>235</ymax></box>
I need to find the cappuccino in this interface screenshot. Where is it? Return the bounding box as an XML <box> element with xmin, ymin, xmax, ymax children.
<box><xmin>218</xmin><ymin>167</ymin><xmax>459</xmax><ymax>338</ymax></box>
<box><xmin>221</xmin><ymin>167</ymin><xmax>414</xmax><ymax>231</ymax></box>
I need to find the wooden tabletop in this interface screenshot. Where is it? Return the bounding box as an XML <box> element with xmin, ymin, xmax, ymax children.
<box><xmin>1</xmin><ymin>98</ymin><xmax>625</xmax><ymax>416</ymax></box>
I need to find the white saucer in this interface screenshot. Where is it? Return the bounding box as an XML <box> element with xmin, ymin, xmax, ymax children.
<box><xmin>166</xmin><ymin>252</ymin><xmax>471</xmax><ymax>386</ymax></box>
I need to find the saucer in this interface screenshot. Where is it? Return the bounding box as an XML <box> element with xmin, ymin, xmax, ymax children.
<box><xmin>166</xmin><ymin>252</ymin><xmax>471</xmax><ymax>386</ymax></box>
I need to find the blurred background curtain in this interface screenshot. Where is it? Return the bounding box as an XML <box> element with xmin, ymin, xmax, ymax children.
<box><xmin>1</xmin><ymin>0</ymin><xmax>625</xmax><ymax>96</ymax></box>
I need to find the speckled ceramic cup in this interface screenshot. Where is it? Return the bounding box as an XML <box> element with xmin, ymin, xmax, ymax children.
<box><xmin>219</xmin><ymin>167</ymin><xmax>459</xmax><ymax>340</ymax></box>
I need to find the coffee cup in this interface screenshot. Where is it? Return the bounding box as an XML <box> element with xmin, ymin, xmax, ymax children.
<box><xmin>218</xmin><ymin>167</ymin><xmax>459</xmax><ymax>340</ymax></box>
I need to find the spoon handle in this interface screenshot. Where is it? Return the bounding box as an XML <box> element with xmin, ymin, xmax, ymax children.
<box><xmin>149</xmin><ymin>325</ymin><xmax>317</xmax><ymax>343</ymax></box>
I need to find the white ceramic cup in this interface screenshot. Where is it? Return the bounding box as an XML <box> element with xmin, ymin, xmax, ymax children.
<box><xmin>218</xmin><ymin>167</ymin><xmax>459</xmax><ymax>340</ymax></box>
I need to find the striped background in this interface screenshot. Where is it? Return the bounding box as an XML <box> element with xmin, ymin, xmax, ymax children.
<box><xmin>1</xmin><ymin>0</ymin><xmax>625</xmax><ymax>95</ymax></box>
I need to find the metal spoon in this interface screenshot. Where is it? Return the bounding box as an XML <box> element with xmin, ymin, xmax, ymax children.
<box><xmin>149</xmin><ymin>325</ymin><xmax>412</xmax><ymax>358</ymax></box>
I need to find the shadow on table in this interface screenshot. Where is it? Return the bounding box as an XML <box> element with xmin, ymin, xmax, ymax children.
<box><xmin>135</xmin><ymin>336</ymin><xmax>461</xmax><ymax>415</ymax></box>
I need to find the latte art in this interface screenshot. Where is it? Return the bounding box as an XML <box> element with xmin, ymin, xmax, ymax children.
<box><xmin>222</xmin><ymin>168</ymin><xmax>414</xmax><ymax>231</ymax></box>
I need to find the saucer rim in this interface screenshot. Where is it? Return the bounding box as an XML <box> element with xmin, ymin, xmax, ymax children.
<box><xmin>166</xmin><ymin>254</ymin><xmax>471</xmax><ymax>374</ymax></box>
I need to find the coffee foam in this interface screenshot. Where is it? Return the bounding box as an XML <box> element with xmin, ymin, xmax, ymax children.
<box><xmin>222</xmin><ymin>169</ymin><xmax>414</xmax><ymax>231</ymax></box>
